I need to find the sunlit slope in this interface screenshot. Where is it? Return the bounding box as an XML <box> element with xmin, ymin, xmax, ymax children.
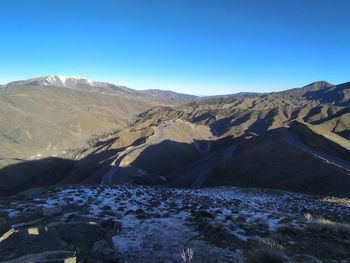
<box><xmin>0</xmin><ymin>86</ymin><xmax>155</xmax><ymax>161</ymax></box>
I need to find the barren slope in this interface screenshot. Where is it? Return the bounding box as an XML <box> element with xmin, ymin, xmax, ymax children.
<box><xmin>0</xmin><ymin>86</ymin><xmax>156</xmax><ymax>164</ymax></box>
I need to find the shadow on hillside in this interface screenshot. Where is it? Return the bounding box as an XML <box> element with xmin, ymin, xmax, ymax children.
<box><xmin>303</xmin><ymin>84</ymin><xmax>350</xmax><ymax>106</ymax></box>
<box><xmin>1</xmin><ymin>129</ymin><xmax>350</xmax><ymax>198</ymax></box>
<box><xmin>122</xmin><ymin>136</ymin><xmax>238</xmax><ymax>186</ymax></box>
<box><xmin>0</xmin><ymin>147</ymin><xmax>125</xmax><ymax>196</ymax></box>
<box><xmin>209</xmin><ymin>109</ymin><xmax>277</xmax><ymax>137</ymax></box>
<box><xmin>0</xmin><ymin>135</ymin><xmax>238</xmax><ymax>196</ymax></box>
<box><xmin>311</xmin><ymin>107</ymin><xmax>350</xmax><ymax>125</ymax></box>
<box><xmin>210</xmin><ymin>113</ymin><xmax>252</xmax><ymax>136</ymax></box>
<box><xmin>111</xmin><ymin>140</ymin><xmax>202</xmax><ymax>186</ymax></box>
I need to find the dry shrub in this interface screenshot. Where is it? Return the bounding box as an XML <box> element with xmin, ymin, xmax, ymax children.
<box><xmin>246</xmin><ymin>239</ymin><xmax>287</xmax><ymax>263</ymax></box>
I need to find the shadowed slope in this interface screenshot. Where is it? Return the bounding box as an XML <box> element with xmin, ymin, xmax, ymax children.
<box><xmin>205</xmin><ymin>130</ymin><xmax>350</xmax><ymax>197</ymax></box>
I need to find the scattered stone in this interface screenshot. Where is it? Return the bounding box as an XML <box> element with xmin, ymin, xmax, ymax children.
<box><xmin>135</xmin><ymin>208</ymin><xmax>147</xmax><ymax>219</ymax></box>
<box><xmin>101</xmin><ymin>205</ymin><xmax>112</xmax><ymax>211</ymax></box>
<box><xmin>124</xmin><ymin>209</ymin><xmax>134</xmax><ymax>216</ymax></box>
<box><xmin>0</xmin><ymin>185</ymin><xmax>349</xmax><ymax>262</ymax></box>
<box><xmin>47</xmin><ymin>221</ymin><xmax>116</xmax><ymax>262</ymax></box>
<box><xmin>278</xmin><ymin>217</ymin><xmax>292</xmax><ymax>224</ymax></box>
<box><xmin>225</xmin><ymin>215</ymin><xmax>233</xmax><ymax>221</ymax></box>
<box><xmin>196</xmin><ymin>221</ymin><xmax>237</xmax><ymax>248</ymax></box>
<box><xmin>235</xmin><ymin>215</ymin><xmax>246</xmax><ymax>224</ymax></box>
<box><xmin>214</xmin><ymin>209</ymin><xmax>223</xmax><ymax>214</ymax></box>
<box><xmin>192</xmin><ymin>210</ymin><xmax>215</xmax><ymax>219</ymax></box>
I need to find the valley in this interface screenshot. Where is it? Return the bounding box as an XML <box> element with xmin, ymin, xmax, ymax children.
<box><xmin>0</xmin><ymin>76</ymin><xmax>349</xmax><ymax>262</ymax></box>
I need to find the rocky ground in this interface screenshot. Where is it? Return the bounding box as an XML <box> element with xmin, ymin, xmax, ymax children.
<box><xmin>0</xmin><ymin>185</ymin><xmax>349</xmax><ymax>263</ymax></box>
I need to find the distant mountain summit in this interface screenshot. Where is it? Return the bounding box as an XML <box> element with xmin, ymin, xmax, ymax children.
<box><xmin>38</xmin><ymin>75</ymin><xmax>97</xmax><ymax>88</ymax></box>
<box><xmin>3</xmin><ymin>75</ymin><xmax>197</xmax><ymax>103</ymax></box>
<box><xmin>278</xmin><ymin>80</ymin><xmax>350</xmax><ymax>106</ymax></box>
<box><xmin>279</xmin><ymin>81</ymin><xmax>334</xmax><ymax>96</ymax></box>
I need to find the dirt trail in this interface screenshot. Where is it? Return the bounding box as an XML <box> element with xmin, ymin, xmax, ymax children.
<box><xmin>101</xmin><ymin>121</ymin><xmax>170</xmax><ymax>184</ymax></box>
<box><xmin>280</xmin><ymin>128</ymin><xmax>350</xmax><ymax>173</ymax></box>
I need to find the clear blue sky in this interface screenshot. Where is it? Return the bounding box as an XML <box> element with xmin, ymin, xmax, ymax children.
<box><xmin>0</xmin><ymin>0</ymin><xmax>349</xmax><ymax>95</ymax></box>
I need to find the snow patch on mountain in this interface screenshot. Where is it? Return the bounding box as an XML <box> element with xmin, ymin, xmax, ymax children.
<box><xmin>42</xmin><ymin>75</ymin><xmax>95</xmax><ymax>87</ymax></box>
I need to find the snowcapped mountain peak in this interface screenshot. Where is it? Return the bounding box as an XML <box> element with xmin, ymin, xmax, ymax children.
<box><xmin>3</xmin><ymin>75</ymin><xmax>197</xmax><ymax>102</ymax></box>
<box><xmin>43</xmin><ymin>75</ymin><xmax>95</xmax><ymax>87</ymax></box>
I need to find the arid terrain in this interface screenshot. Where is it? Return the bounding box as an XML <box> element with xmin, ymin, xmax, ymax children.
<box><xmin>0</xmin><ymin>76</ymin><xmax>349</xmax><ymax>262</ymax></box>
<box><xmin>0</xmin><ymin>185</ymin><xmax>349</xmax><ymax>262</ymax></box>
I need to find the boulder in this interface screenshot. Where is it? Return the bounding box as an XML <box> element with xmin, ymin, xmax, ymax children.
<box><xmin>0</xmin><ymin>227</ymin><xmax>65</xmax><ymax>261</ymax></box>
<box><xmin>0</xmin><ymin>250</ymin><xmax>76</xmax><ymax>263</ymax></box>
<box><xmin>0</xmin><ymin>221</ymin><xmax>117</xmax><ymax>262</ymax></box>
<box><xmin>47</xmin><ymin>221</ymin><xmax>117</xmax><ymax>262</ymax></box>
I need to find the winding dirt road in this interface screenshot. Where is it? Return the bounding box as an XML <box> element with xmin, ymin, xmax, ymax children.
<box><xmin>280</xmin><ymin>128</ymin><xmax>350</xmax><ymax>173</ymax></box>
<box><xmin>101</xmin><ymin>121</ymin><xmax>168</xmax><ymax>184</ymax></box>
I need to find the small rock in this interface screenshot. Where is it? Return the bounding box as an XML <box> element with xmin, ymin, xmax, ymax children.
<box><xmin>278</xmin><ymin>217</ymin><xmax>292</xmax><ymax>224</ymax></box>
<box><xmin>214</xmin><ymin>209</ymin><xmax>223</xmax><ymax>214</ymax></box>
<box><xmin>235</xmin><ymin>215</ymin><xmax>246</xmax><ymax>224</ymax></box>
<box><xmin>135</xmin><ymin>209</ymin><xmax>147</xmax><ymax>219</ymax></box>
<box><xmin>124</xmin><ymin>210</ymin><xmax>134</xmax><ymax>216</ymax></box>
<box><xmin>101</xmin><ymin>205</ymin><xmax>112</xmax><ymax>211</ymax></box>
<box><xmin>192</xmin><ymin>210</ymin><xmax>215</xmax><ymax>219</ymax></box>
<box><xmin>225</xmin><ymin>215</ymin><xmax>233</xmax><ymax>221</ymax></box>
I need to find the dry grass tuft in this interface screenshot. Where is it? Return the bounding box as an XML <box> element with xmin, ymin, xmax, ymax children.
<box><xmin>246</xmin><ymin>239</ymin><xmax>287</xmax><ymax>263</ymax></box>
<box><xmin>313</xmin><ymin>218</ymin><xmax>350</xmax><ymax>232</ymax></box>
<box><xmin>304</xmin><ymin>213</ymin><xmax>312</xmax><ymax>221</ymax></box>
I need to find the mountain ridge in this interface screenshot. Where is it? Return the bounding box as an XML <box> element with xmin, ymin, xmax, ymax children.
<box><xmin>0</xmin><ymin>76</ymin><xmax>349</xmax><ymax>197</ymax></box>
<box><xmin>3</xmin><ymin>76</ymin><xmax>346</xmax><ymax>99</ymax></box>
<box><xmin>2</xmin><ymin>75</ymin><xmax>198</xmax><ymax>103</ymax></box>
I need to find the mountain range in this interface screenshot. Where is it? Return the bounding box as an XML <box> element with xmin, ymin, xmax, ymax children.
<box><xmin>0</xmin><ymin>75</ymin><xmax>350</xmax><ymax>262</ymax></box>
<box><xmin>0</xmin><ymin>76</ymin><xmax>349</xmax><ymax>196</ymax></box>
<box><xmin>1</xmin><ymin>75</ymin><xmax>197</xmax><ymax>102</ymax></box>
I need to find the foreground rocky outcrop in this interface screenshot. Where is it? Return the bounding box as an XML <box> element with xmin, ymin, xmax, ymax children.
<box><xmin>0</xmin><ymin>185</ymin><xmax>349</xmax><ymax>262</ymax></box>
<box><xmin>0</xmin><ymin>220</ymin><xmax>116</xmax><ymax>262</ymax></box>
